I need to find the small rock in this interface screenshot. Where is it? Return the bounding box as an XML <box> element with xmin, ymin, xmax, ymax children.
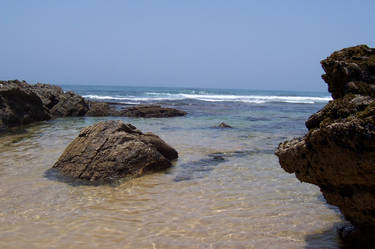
<box><xmin>218</xmin><ymin>122</ymin><xmax>232</xmax><ymax>128</ymax></box>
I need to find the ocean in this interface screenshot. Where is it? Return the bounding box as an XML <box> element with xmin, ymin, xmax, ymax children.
<box><xmin>0</xmin><ymin>85</ymin><xmax>345</xmax><ymax>248</ymax></box>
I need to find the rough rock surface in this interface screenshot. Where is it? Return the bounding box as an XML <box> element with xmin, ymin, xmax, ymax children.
<box><xmin>275</xmin><ymin>45</ymin><xmax>375</xmax><ymax>243</ymax></box>
<box><xmin>86</xmin><ymin>102</ymin><xmax>116</xmax><ymax>117</ymax></box>
<box><xmin>0</xmin><ymin>80</ymin><xmax>89</xmax><ymax>130</ymax></box>
<box><xmin>120</xmin><ymin>105</ymin><xmax>187</xmax><ymax>118</ymax></box>
<box><xmin>53</xmin><ymin>120</ymin><xmax>178</xmax><ymax>181</ymax></box>
<box><xmin>31</xmin><ymin>83</ymin><xmax>89</xmax><ymax>117</ymax></box>
<box><xmin>0</xmin><ymin>80</ymin><xmax>50</xmax><ymax>130</ymax></box>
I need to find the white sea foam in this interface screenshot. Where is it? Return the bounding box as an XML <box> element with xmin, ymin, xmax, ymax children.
<box><xmin>83</xmin><ymin>93</ymin><xmax>332</xmax><ymax>104</ymax></box>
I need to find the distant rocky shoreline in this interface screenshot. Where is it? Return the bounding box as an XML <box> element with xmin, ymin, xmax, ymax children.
<box><xmin>0</xmin><ymin>80</ymin><xmax>186</xmax><ymax>132</ymax></box>
<box><xmin>276</xmin><ymin>45</ymin><xmax>375</xmax><ymax>246</ymax></box>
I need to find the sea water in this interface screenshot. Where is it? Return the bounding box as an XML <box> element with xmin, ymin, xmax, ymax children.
<box><xmin>0</xmin><ymin>85</ymin><xmax>346</xmax><ymax>248</ymax></box>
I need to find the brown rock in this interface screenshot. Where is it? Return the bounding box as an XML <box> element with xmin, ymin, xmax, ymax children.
<box><xmin>53</xmin><ymin>120</ymin><xmax>178</xmax><ymax>181</ymax></box>
<box><xmin>0</xmin><ymin>80</ymin><xmax>91</xmax><ymax>131</ymax></box>
<box><xmin>31</xmin><ymin>83</ymin><xmax>89</xmax><ymax>117</ymax></box>
<box><xmin>119</xmin><ymin>105</ymin><xmax>187</xmax><ymax>118</ymax></box>
<box><xmin>275</xmin><ymin>45</ymin><xmax>375</xmax><ymax>241</ymax></box>
<box><xmin>0</xmin><ymin>80</ymin><xmax>50</xmax><ymax>129</ymax></box>
<box><xmin>86</xmin><ymin>102</ymin><xmax>116</xmax><ymax>116</ymax></box>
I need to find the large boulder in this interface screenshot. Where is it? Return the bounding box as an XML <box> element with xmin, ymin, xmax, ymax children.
<box><xmin>0</xmin><ymin>80</ymin><xmax>90</xmax><ymax>130</ymax></box>
<box><xmin>0</xmin><ymin>80</ymin><xmax>50</xmax><ymax>129</ymax></box>
<box><xmin>53</xmin><ymin>120</ymin><xmax>178</xmax><ymax>181</ymax></box>
<box><xmin>275</xmin><ymin>45</ymin><xmax>375</xmax><ymax>244</ymax></box>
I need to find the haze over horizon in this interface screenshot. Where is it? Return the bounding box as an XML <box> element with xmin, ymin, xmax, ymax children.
<box><xmin>1</xmin><ymin>1</ymin><xmax>374</xmax><ymax>92</ymax></box>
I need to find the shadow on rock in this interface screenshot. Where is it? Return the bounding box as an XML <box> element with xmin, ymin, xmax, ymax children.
<box><xmin>304</xmin><ymin>222</ymin><xmax>372</xmax><ymax>249</ymax></box>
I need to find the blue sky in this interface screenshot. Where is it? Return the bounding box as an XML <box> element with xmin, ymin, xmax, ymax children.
<box><xmin>1</xmin><ymin>1</ymin><xmax>374</xmax><ymax>91</ymax></box>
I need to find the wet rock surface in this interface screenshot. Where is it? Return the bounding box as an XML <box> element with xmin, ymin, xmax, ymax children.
<box><xmin>31</xmin><ymin>83</ymin><xmax>89</xmax><ymax>117</ymax></box>
<box><xmin>119</xmin><ymin>105</ymin><xmax>187</xmax><ymax>118</ymax></box>
<box><xmin>0</xmin><ymin>80</ymin><xmax>50</xmax><ymax>130</ymax></box>
<box><xmin>53</xmin><ymin>120</ymin><xmax>178</xmax><ymax>182</ymax></box>
<box><xmin>275</xmin><ymin>45</ymin><xmax>375</xmax><ymax>242</ymax></box>
<box><xmin>0</xmin><ymin>80</ymin><xmax>89</xmax><ymax>130</ymax></box>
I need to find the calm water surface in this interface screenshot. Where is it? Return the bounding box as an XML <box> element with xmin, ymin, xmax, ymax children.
<box><xmin>0</xmin><ymin>87</ymin><xmax>345</xmax><ymax>248</ymax></box>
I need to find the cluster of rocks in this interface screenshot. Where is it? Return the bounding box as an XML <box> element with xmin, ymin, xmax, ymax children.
<box><xmin>0</xmin><ymin>80</ymin><xmax>186</xmax><ymax>131</ymax></box>
<box><xmin>0</xmin><ymin>80</ymin><xmax>185</xmax><ymax>182</ymax></box>
<box><xmin>276</xmin><ymin>45</ymin><xmax>375</xmax><ymax>244</ymax></box>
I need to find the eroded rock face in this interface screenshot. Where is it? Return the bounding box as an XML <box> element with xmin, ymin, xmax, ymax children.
<box><xmin>275</xmin><ymin>45</ymin><xmax>375</xmax><ymax>239</ymax></box>
<box><xmin>53</xmin><ymin>120</ymin><xmax>178</xmax><ymax>181</ymax></box>
<box><xmin>0</xmin><ymin>80</ymin><xmax>89</xmax><ymax>130</ymax></box>
<box><xmin>0</xmin><ymin>80</ymin><xmax>50</xmax><ymax>129</ymax></box>
<box><xmin>86</xmin><ymin>102</ymin><xmax>116</xmax><ymax>117</ymax></box>
<box><xmin>30</xmin><ymin>83</ymin><xmax>89</xmax><ymax>117</ymax></box>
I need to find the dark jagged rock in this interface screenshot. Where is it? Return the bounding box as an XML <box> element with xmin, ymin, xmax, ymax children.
<box><xmin>275</xmin><ymin>45</ymin><xmax>375</xmax><ymax>242</ymax></box>
<box><xmin>30</xmin><ymin>83</ymin><xmax>89</xmax><ymax>117</ymax></box>
<box><xmin>217</xmin><ymin>122</ymin><xmax>232</xmax><ymax>128</ymax></box>
<box><xmin>119</xmin><ymin>105</ymin><xmax>187</xmax><ymax>118</ymax></box>
<box><xmin>53</xmin><ymin>120</ymin><xmax>178</xmax><ymax>182</ymax></box>
<box><xmin>0</xmin><ymin>80</ymin><xmax>89</xmax><ymax>130</ymax></box>
<box><xmin>320</xmin><ymin>44</ymin><xmax>375</xmax><ymax>99</ymax></box>
<box><xmin>0</xmin><ymin>80</ymin><xmax>50</xmax><ymax>129</ymax></box>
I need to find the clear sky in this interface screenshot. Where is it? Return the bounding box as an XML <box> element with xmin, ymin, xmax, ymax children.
<box><xmin>1</xmin><ymin>1</ymin><xmax>374</xmax><ymax>91</ymax></box>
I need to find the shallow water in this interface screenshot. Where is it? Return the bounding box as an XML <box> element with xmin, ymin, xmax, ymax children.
<box><xmin>0</xmin><ymin>87</ymin><xmax>346</xmax><ymax>248</ymax></box>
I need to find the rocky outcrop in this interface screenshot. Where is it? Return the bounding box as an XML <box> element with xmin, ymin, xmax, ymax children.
<box><xmin>0</xmin><ymin>81</ymin><xmax>50</xmax><ymax>130</ymax></box>
<box><xmin>119</xmin><ymin>105</ymin><xmax>187</xmax><ymax>118</ymax></box>
<box><xmin>53</xmin><ymin>120</ymin><xmax>178</xmax><ymax>181</ymax></box>
<box><xmin>275</xmin><ymin>45</ymin><xmax>375</xmax><ymax>244</ymax></box>
<box><xmin>0</xmin><ymin>80</ymin><xmax>89</xmax><ymax>130</ymax></box>
<box><xmin>31</xmin><ymin>83</ymin><xmax>89</xmax><ymax>117</ymax></box>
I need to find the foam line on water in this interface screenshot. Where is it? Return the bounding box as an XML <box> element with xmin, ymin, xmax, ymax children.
<box><xmin>83</xmin><ymin>93</ymin><xmax>332</xmax><ymax>104</ymax></box>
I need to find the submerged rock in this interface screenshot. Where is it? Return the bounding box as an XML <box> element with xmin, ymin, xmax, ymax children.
<box><xmin>119</xmin><ymin>105</ymin><xmax>187</xmax><ymax>118</ymax></box>
<box><xmin>53</xmin><ymin>120</ymin><xmax>178</xmax><ymax>182</ymax></box>
<box><xmin>275</xmin><ymin>45</ymin><xmax>375</xmax><ymax>241</ymax></box>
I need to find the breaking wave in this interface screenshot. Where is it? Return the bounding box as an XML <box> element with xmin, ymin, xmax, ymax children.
<box><xmin>83</xmin><ymin>92</ymin><xmax>331</xmax><ymax>104</ymax></box>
